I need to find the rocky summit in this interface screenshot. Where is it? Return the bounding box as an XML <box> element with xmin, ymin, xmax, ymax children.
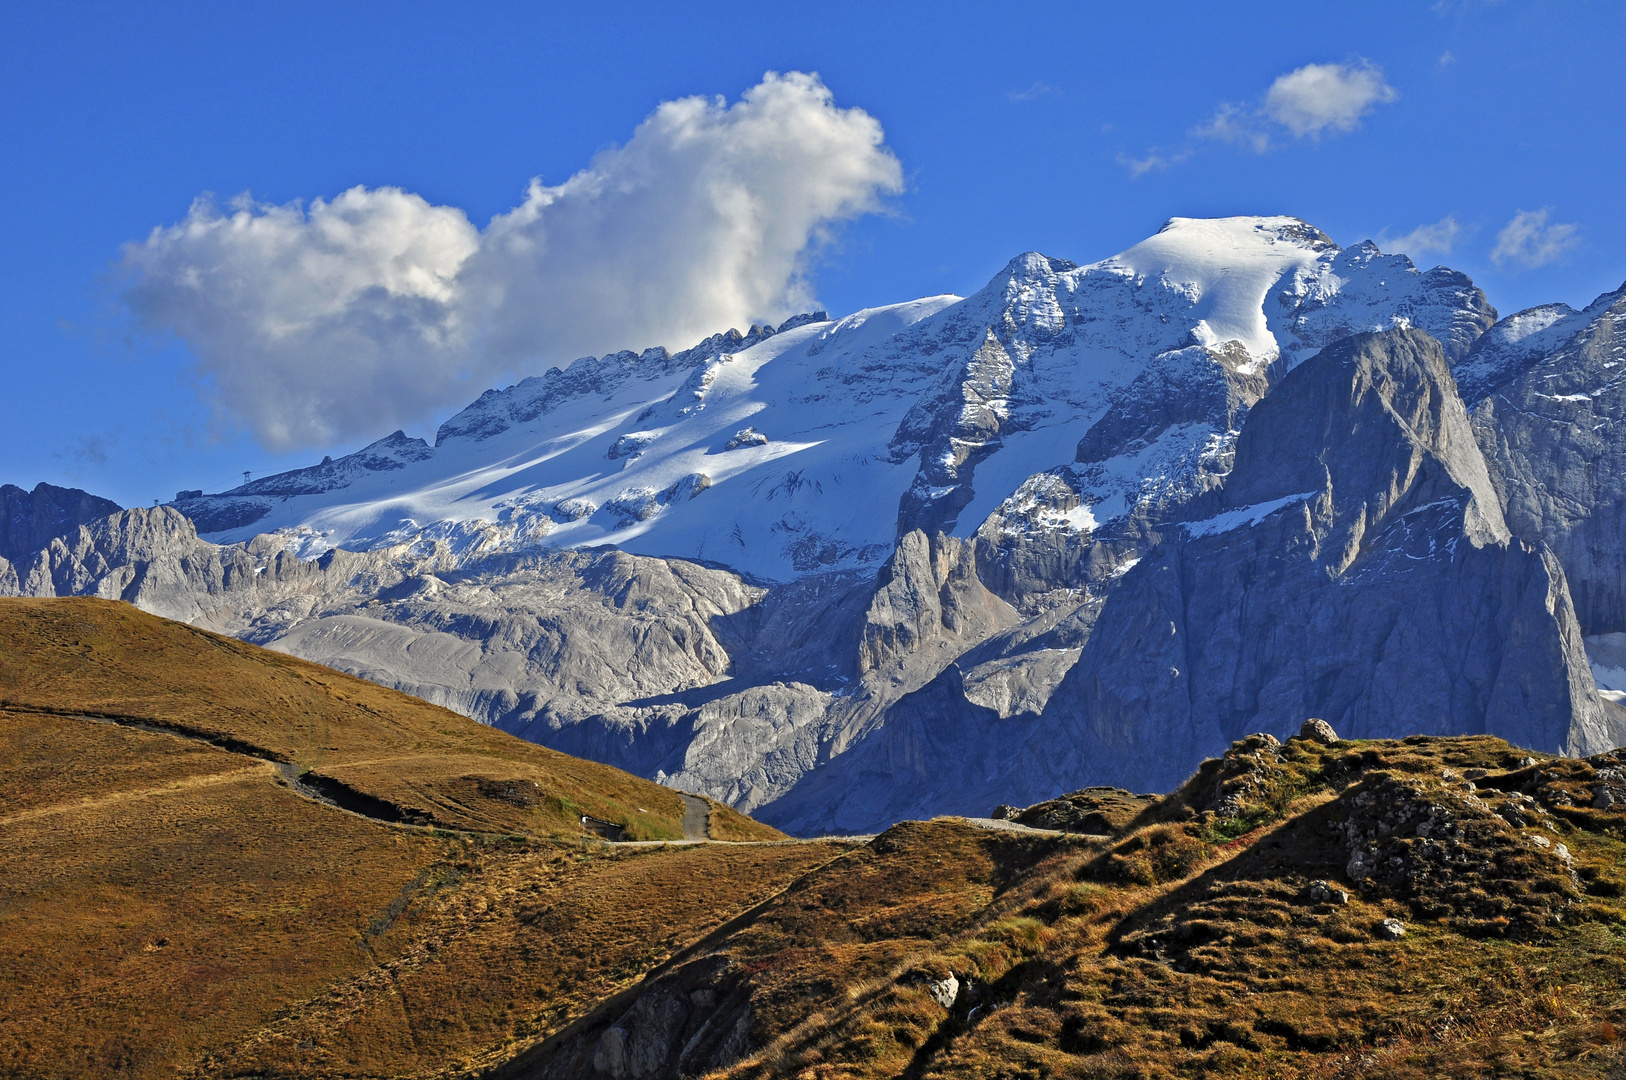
<box><xmin>3</xmin><ymin>215</ymin><xmax>1624</xmax><ymax>835</ymax></box>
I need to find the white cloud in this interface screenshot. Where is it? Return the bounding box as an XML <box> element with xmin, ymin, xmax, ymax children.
<box><xmin>1115</xmin><ymin>148</ymin><xmax>1192</xmax><ymax>178</ymax></box>
<box><xmin>1491</xmin><ymin>208</ymin><xmax>1581</xmax><ymax>269</ymax></box>
<box><xmin>1378</xmin><ymin>216</ymin><xmax>1463</xmax><ymax>260</ymax></box>
<box><xmin>123</xmin><ymin>188</ymin><xmax>478</xmax><ymax>450</ymax></box>
<box><xmin>1127</xmin><ymin>59</ymin><xmax>1398</xmax><ymax>176</ymax></box>
<box><xmin>122</xmin><ymin>72</ymin><xmax>902</xmax><ymax>452</ymax></box>
<box><xmin>1263</xmin><ymin>61</ymin><xmax>1398</xmax><ymax>139</ymax></box>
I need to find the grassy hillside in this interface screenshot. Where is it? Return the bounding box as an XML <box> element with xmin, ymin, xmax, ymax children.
<box><xmin>0</xmin><ymin>597</ymin><xmax>825</xmax><ymax>1080</ymax></box>
<box><xmin>525</xmin><ymin>732</ymin><xmax>1626</xmax><ymax>1080</ymax></box>
<box><xmin>0</xmin><ymin>596</ymin><xmax>784</xmax><ymax>842</ymax></box>
<box><xmin>11</xmin><ymin>596</ymin><xmax>1626</xmax><ymax>1078</ymax></box>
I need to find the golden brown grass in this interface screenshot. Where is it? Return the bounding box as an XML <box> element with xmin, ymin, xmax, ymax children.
<box><xmin>690</xmin><ymin>735</ymin><xmax>1626</xmax><ymax>1080</ymax></box>
<box><xmin>0</xmin><ymin>596</ymin><xmax>790</xmax><ymax>841</ymax></box>
<box><xmin>0</xmin><ymin>597</ymin><xmax>821</xmax><ymax>1080</ymax></box>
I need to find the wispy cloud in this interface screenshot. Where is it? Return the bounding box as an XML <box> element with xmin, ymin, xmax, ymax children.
<box><xmin>1007</xmin><ymin>82</ymin><xmax>1060</xmax><ymax>102</ymax></box>
<box><xmin>1123</xmin><ymin>60</ymin><xmax>1398</xmax><ymax>177</ymax></box>
<box><xmin>60</xmin><ymin>434</ymin><xmax>114</xmax><ymax>467</ymax></box>
<box><xmin>1190</xmin><ymin>102</ymin><xmax>1271</xmax><ymax>153</ymax></box>
<box><xmin>121</xmin><ymin>73</ymin><xmax>903</xmax><ymax>451</ymax></box>
<box><xmin>1378</xmin><ymin>216</ymin><xmax>1463</xmax><ymax>260</ymax></box>
<box><xmin>1491</xmin><ymin>208</ymin><xmax>1581</xmax><ymax>269</ymax></box>
<box><xmin>1115</xmin><ymin>148</ymin><xmax>1193</xmax><ymax>179</ymax></box>
<box><xmin>1432</xmin><ymin>0</ymin><xmax>1506</xmax><ymax>15</ymax></box>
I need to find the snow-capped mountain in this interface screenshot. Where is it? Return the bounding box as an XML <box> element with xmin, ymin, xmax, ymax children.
<box><xmin>13</xmin><ymin>214</ymin><xmax>1622</xmax><ymax>836</ymax></box>
<box><xmin>175</xmin><ymin>216</ymin><xmax>1492</xmax><ymax>585</ymax></box>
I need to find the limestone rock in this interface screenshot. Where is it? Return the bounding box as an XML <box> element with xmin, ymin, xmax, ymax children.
<box><xmin>1377</xmin><ymin>918</ymin><xmax>1406</xmax><ymax>940</ymax></box>
<box><xmin>1464</xmin><ymin>283</ymin><xmax>1626</xmax><ymax>636</ymax></box>
<box><xmin>1299</xmin><ymin>719</ymin><xmax>1340</xmax><ymax>745</ymax></box>
<box><xmin>0</xmin><ymin>482</ymin><xmax>121</xmax><ymax>563</ymax></box>
<box><xmin>926</xmin><ymin>973</ymin><xmax>960</xmax><ymax>1009</ymax></box>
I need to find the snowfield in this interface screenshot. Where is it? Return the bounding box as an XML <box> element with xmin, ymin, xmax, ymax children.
<box><xmin>182</xmin><ymin>216</ymin><xmax>1494</xmax><ymax>583</ymax></box>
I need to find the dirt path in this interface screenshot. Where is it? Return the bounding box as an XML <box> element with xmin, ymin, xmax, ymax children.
<box><xmin>953</xmin><ymin>816</ymin><xmax>1109</xmax><ymax>840</ymax></box>
<box><xmin>0</xmin><ymin>762</ymin><xmax>274</xmax><ymax>827</ymax></box>
<box><xmin>678</xmin><ymin>793</ymin><xmax>711</xmax><ymax>840</ymax></box>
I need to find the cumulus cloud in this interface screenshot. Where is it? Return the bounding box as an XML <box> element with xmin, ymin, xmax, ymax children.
<box><xmin>121</xmin><ymin>72</ymin><xmax>902</xmax><ymax>452</ymax></box>
<box><xmin>1127</xmin><ymin>59</ymin><xmax>1397</xmax><ymax>176</ymax></box>
<box><xmin>124</xmin><ymin>188</ymin><xmax>479</xmax><ymax>449</ymax></box>
<box><xmin>1491</xmin><ymin>208</ymin><xmax>1581</xmax><ymax>269</ymax></box>
<box><xmin>1378</xmin><ymin>216</ymin><xmax>1463</xmax><ymax>260</ymax></box>
<box><xmin>1262</xmin><ymin>62</ymin><xmax>1398</xmax><ymax>139</ymax></box>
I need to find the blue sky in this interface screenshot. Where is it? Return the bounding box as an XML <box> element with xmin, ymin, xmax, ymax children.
<box><xmin>3</xmin><ymin>0</ymin><xmax>1623</xmax><ymax>507</ymax></box>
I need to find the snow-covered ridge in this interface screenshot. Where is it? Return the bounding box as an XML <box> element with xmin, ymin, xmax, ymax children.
<box><xmin>170</xmin><ymin>216</ymin><xmax>1496</xmax><ymax>582</ymax></box>
<box><xmin>1454</xmin><ymin>283</ymin><xmax>1626</xmax><ymax>404</ymax></box>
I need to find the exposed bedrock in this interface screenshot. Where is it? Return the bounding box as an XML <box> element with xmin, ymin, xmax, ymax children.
<box><xmin>1463</xmin><ymin>283</ymin><xmax>1626</xmax><ymax>635</ymax></box>
<box><xmin>763</xmin><ymin>329</ymin><xmax>1617</xmax><ymax>833</ymax></box>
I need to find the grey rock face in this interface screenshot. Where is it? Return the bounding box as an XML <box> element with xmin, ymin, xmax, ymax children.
<box><xmin>1464</xmin><ymin>284</ymin><xmax>1626</xmax><ymax>634</ymax></box>
<box><xmin>0</xmin><ymin>482</ymin><xmax>121</xmax><ymax>563</ymax></box>
<box><xmin>522</xmin><ymin>956</ymin><xmax>755</xmax><ymax>1080</ymax></box>
<box><xmin>859</xmin><ymin>529</ymin><xmax>1018</xmax><ymax>681</ymax></box>
<box><xmin>766</xmin><ymin>330</ymin><xmax>1615</xmax><ymax>832</ymax></box>
<box><xmin>1046</xmin><ymin>330</ymin><xmax>1612</xmax><ymax>789</ymax></box>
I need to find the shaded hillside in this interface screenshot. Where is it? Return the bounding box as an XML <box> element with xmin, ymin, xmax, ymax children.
<box><xmin>523</xmin><ymin>728</ymin><xmax>1626</xmax><ymax>1079</ymax></box>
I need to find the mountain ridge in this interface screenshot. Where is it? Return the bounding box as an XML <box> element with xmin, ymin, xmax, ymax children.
<box><xmin>6</xmin><ymin>215</ymin><xmax>1624</xmax><ymax>836</ymax></box>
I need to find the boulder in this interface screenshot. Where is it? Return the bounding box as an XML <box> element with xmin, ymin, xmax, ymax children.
<box><xmin>1299</xmin><ymin>719</ymin><xmax>1340</xmax><ymax>745</ymax></box>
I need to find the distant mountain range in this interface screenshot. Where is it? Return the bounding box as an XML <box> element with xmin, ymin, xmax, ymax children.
<box><xmin>5</xmin><ymin>215</ymin><xmax>1625</xmax><ymax>834</ymax></box>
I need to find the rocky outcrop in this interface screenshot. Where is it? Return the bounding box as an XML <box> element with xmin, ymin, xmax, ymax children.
<box><xmin>858</xmin><ymin>529</ymin><xmax>1018</xmax><ymax>681</ymax></box>
<box><xmin>0</xmin><ymin>482</ymin><xmax>121</xmax><ymax>563</ymax></box>
<box><xmin>1463</xmin><ymin>283</ymin><xmax>1626</xmax><ymax>635</ymax></box>
<box><xmin>892</xmin><ymin>330</ymin><xmax>1025</xmax><ymax>537</ymax></box>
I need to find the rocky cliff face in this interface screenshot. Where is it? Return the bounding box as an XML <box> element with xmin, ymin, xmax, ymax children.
<box><xmin>0</xmin><ymin>482</ymin><xmax>121</xmax><ymax>565</ymax></box>
<box><xmin>765</xmin><ymin>330</ymin><xmax>1617</xmax><ymax>832</ymax></box>
<box><xmin>1463</xmin><ymin>283</ymin><xmax>1626</xmax><ymax>636</ymax></box>
<box><xmin>1053</xmin><ymin>329</ymin><xmax>1612</xmax><ymax>776</ymax></box>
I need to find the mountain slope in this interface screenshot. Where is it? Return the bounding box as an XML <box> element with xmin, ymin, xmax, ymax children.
<box><xmin>502</xmin><ymin>729</ymin><xmax>1626</xmax><ymax>1080</ymax></box>
<box><xmin>0</xmin><ymin>597</ymin><xmax>839</xmax><ymax>1080</ymax></box>
<box><xmin>0</xmin><ymin>596</ymin><xmax>785</xmax><ymax>840</ymax></box>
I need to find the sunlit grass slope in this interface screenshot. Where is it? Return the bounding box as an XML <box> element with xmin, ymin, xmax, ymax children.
<box><xmin>0</xmin><ymin>596</ymin><xmax>820</xmax><ymax>1080</ymax></box>
<box><xmin>0</xmin><ymin>596</ymin><xmax>785</xmax><ymax>841</ymax></box>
